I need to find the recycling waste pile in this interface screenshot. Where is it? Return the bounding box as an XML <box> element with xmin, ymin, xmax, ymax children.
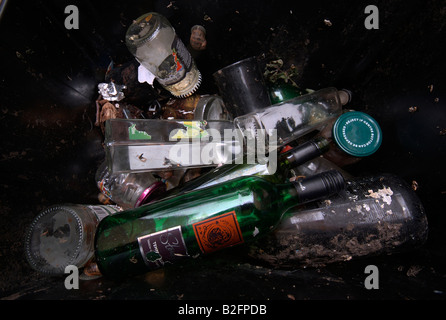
<box><xmin>23</xmin><ymin>12</ymin><xmax>428</xmax><ymax>282</ymax></box>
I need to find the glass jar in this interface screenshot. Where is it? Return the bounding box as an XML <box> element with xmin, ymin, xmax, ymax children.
<box><xmin>125</xmin><ymin>12</ymin><xmax>201</xmax><ymax>98</ymax></box>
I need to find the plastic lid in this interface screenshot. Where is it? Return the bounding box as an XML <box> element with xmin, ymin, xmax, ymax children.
<box><xmin>332</xmin><ymin>111</ymin><xmax>382</xmax><ymax>157</ymax></box>
<box><xmin>24</xmin><ymin>206</ymin><xmax>84</xmax><ymax>275</ymax></box>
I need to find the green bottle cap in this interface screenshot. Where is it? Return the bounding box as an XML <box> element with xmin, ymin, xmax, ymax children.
<box><xmin>332</xmin><ymin>111</ymin><xmax>382</xmax><ymax>157</ymax></box>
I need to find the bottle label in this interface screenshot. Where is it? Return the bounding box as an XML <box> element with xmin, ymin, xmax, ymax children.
<box><xmin>193</xmin><ymin>211</ymin><xmax>244</xmax><ymax>254</ymax></box>
<box><xmin>98</xmin><ymin>179</ymin><xmax>112</xmax><ymax>199</ymax></box>
<box><xmin>138</xmin><ymin>226</ymin><xmax>189</xmax><ymax>269</ymax></box>
<box><xmin>172</xmin><ymin>35</ymin><xmax>192</xmax><ymax>72</ymax></box>
<box><xmin>87</xmin><ymin>205</ymin><xmax>121</xmax><ymax>221</ymax></box>
<box><xmin>156</xmin><ymin>36</ymin><xmax>192</xmax><ymax>86</ymax></box>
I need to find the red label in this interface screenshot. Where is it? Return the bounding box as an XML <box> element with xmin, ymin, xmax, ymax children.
<box><xmin>193</xmin><ymin>211</ymin><xmax>244</xmax><ymax>254</ymax></box>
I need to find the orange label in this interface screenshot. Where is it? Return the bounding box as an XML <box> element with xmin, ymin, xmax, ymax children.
<box><xmin>193</xmin><ymin>211</ymin><xmax>244</xmax><ymax>254</ymax></box>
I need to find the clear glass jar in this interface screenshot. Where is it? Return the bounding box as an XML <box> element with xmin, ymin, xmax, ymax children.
<box><xmin>125</xmin><ymin>12</ymin><xmax>201</xmax><ymax>98</ymax></box>
<box><xmin>24</xmin><ymin>204</ymin><xmax>121</xmax><ymax>275</ymax></box>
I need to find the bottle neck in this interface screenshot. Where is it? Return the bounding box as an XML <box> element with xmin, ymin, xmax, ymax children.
<box><xmin>276</xmin><ymin>137</ymin><xmax>330</xmax><ymax>174</ymax></box>
<box><xmin>278</xmin><ymin>170</ymin><xmax>346</xmax><ymax>210</ymax></box>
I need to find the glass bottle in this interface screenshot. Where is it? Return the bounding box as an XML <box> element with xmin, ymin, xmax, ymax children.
<box><xmin>125</xmin><ymin>12</ymin><xmax>201</xmax><ymax>98</ymax></box>
<box><xmin>94</xmin><ymin>170</ymin><xmax>345</xmax><ymax>278</ymax></box>
<box><xmin>162</xmin><ymin>137</ymin><xmax>330</xmax><ymax>197</ymax></box>
<box><xmin>248</xmin><ymin>173</ymin><xmax>428</xmax><ymax>267</ymax></box>
<box><xmin>104</xmin><ymin>118</ymin><xmax>240</xmax><ymax>173</ymax></box>
<box><xmin>233</xmin><ymin>87</ymin><xmax>351</xmax><ymax>152</ymax></box>
<box><xmin>95</xmin><ymin>161</ymin><xmax>166</xmax><ymax>210</ymax></box>
<box><xmin>24</xmin><ymin>204</ymin><xmax>121</xmax><ymax>275</ymax></box>
<box><xmin>267</xmin><ymin>81</ymin><xmax>308</xmax><ymax>104</ymax></box>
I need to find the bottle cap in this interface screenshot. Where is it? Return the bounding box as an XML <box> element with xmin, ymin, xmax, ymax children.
<box><xmin>135</xmin><ymin>181</ymin><xmax>167</xmax><ymax>207</ymax></box>
<box><xmin>293</xmin><ymin>170</ymin><xmax>345</xmax><ymax>203</ymax></box>
<box><xmin>24</xmin><ymin>206</ymin><xmax>86</xmax><ymax>275</ymax></box>
<box><xmin>332</xmin><ymin>111</ymin><xmax>382</xmax><ymax>157</ymax></box>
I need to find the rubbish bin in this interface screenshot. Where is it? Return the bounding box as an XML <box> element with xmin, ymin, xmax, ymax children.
<box><xmin>1</xmin><ymin>0</ymin><xmax>445</xmax><ymax>306</ymax></box>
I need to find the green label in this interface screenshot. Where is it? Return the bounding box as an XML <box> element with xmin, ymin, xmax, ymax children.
<box><xmin>129</xmin><ymin>124</ymin><xmax>152</xmax><ymax>140</ymax></box>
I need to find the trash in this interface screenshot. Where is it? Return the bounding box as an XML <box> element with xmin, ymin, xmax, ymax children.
<box><xmin>95</xmin><ymin>161</ymin><xmax>166</xmax><ymax>210</ymax></box>
<box><xmin>125</xmin><ymin>12</ymin><xmax>201</xmax><ymax>98</ymax></box>
<box><xmin>97</xmin><ymin>82</ymin><xmax>127</xmax><ymax>101</ymax></box>
<box><xmin>21</xmin><ymin>9</ymin><xmax>430</xmax><ymax>289</ymax></box>
<box><xmin>213</xmin><ymin>56</ymin><xmax>272</xmax><ymax>118</ymax></box>
<box><xmin>103</xmin><ymin>118</ymin><xmax>240</xmax><ymax>173</ymax></box>
<box><xmin>233</xmin><ymin>87</ymin><xmax>351</xmax><ymax>152</ymax></box>
<box><xmin>24</xmin><ymin>204</ymin><xmax>121</xmax><ymax>275</ymax></box>
<box><xmin>162</xmin><ymin>94</ymin><xmax>231</xmax><ymax>120</ymax></box>
<box><xmin>94</xmin><ymin>170</ymin><xmax>345</xmax><ymax>278</ymax></box>
<box><xmin>189</xmin><ymin>25</ymin><xmax>207</xmax><ymax>51</ymax></box>
<box><xmin>248</xmin><ymin>173</ymin><xmax>428</xmax><ymax>268</ymax></box>
<box><xmin>160</xmin><ymin>136</ymin><xmax>330</xmax><ymax>198</ymax></box>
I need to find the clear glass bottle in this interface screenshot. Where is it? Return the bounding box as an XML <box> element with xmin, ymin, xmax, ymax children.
<box><xmin>94</xmin><ymin>170</ymin><xmax>345</xmax><ymax>278</ymax></box>
<box><xmin>24</xmin><ymin>204</ymin><xmax>121</xmax><ymax>275</ymax></box>
<box><xmin>104</xmin><ymin>119</ymin><xmax>240</xmax><ymax>173</ymax></box>
<box><xmin>162</xmin><ymin>137</ymin><xmax>330</xmax><ymax>197</ymax></box>
<box><xmin>125</xmin><ymin>12</ymin><xmax>201</xmax><ymax>98</ymax></box>
<box><xmin>233</xmin><ymin>87</ymin><xmax>351</xmax><ymax>152</ymax></box>
<box><xmin>248</xmin><ymin>173</ymin><xmax>429</xmax><ymax>267</ymax></box>
<box><xmin>95</xmin><ymin>161</ymin><xmax>166</xmax><ymax>209</ymax></box>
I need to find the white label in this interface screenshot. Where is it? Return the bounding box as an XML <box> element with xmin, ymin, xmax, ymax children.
<box><xmin>87</xmin><ymin>205</ymin><xmax>121</xmax><ymax>221</ymax></box>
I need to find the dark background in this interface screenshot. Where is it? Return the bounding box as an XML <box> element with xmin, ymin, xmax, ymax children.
<box><xmin>0</xmin><ymin>0</ymin><xmax>445</xmax><ymax>303</ymax></box>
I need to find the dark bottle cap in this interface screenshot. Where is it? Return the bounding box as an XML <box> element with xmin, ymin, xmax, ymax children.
<box><xmin>280</xmin><ymin>137</ymin><xmax>330</xmax><ymax>166</ymax></box>
<box><xmin>293</xmin><ymin>170</ymin><xmax>346</xmax><ymax>203</ymax></box>
<box><xmin>332</xmin><ymin>111</ymin><xmax>382</xmax><ymax>157</ymax></box>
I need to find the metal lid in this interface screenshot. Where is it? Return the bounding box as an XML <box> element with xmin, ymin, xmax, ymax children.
<box><xmin>134</xmin><ymin>181</ymin><xmax>167</xmax><ymax>207</ymax></box>
<box><xmin>194</xmin><ymin>95</ymin><xmax>231</xmax><ymax>120</ymax></box>
<box><xmin>332</xmin><ymin>111</ymin><xmax>382</xmax><ymax>157</ymax></box>
<box><xmin>24</xmin><ymin>206</ymin><xmax>84</xmax><ymax>275</ymax></box>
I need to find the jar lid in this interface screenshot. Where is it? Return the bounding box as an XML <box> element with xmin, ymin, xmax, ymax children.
<box><xmin>332</xmin><ymin>111</ymin><xmax>382</xmax><ymax>157</ymax></box>
<box><xmin>194</xmin><ymin>95</ymin><xmax>231</xmax><ymax>120</ymax></box>
<box><xmin>24</xmin><ymin>206</ymin><xmax>84</xmax><ymax>275</ymax></box>
<box><xmin>135</xmin><ymin>181</ymin><xmax>167</xmax><ymax>207</ymax></box>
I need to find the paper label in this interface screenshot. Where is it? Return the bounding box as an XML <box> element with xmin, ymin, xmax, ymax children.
<box><xmin>138</xmin><ymin>226</ymin><xmax>188</xmax><ymax>269</ymax></box>
<box><xmin>87</xmin><ymin>205</ymin><xmax>121</xmax><ymax>221</ymax></box>
<box><xmin>193</xmin><ymin>211</ymin><xmax>244</xmax><ymax>254</ymax></box>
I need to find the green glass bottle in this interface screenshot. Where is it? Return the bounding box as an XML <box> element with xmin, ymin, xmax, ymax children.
<box><xmin>161</xmin><ymin>137</ymin><xmax>330</xmax><ymax>197</ymax></box>
<box><xmin>94</xmin><ymin>170</ymin><xmax>345</xmax><ymax>278</ymax></box>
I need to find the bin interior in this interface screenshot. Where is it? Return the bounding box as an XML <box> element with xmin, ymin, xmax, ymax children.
<box><xmin>1</xmin><ymin>0</ymin><xmax>445</xmax><ymax>300</ymax></box>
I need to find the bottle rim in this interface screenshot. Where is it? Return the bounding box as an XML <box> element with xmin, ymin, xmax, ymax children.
<box><xmin>24</xmin><ymin>205</ymin><xmax>85</xmax><ymax>275</ymax></box>
<box><xmin>125</xmin><ymin>12</ymin><xmax>164</xmax><ymax>50</ymax></box>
